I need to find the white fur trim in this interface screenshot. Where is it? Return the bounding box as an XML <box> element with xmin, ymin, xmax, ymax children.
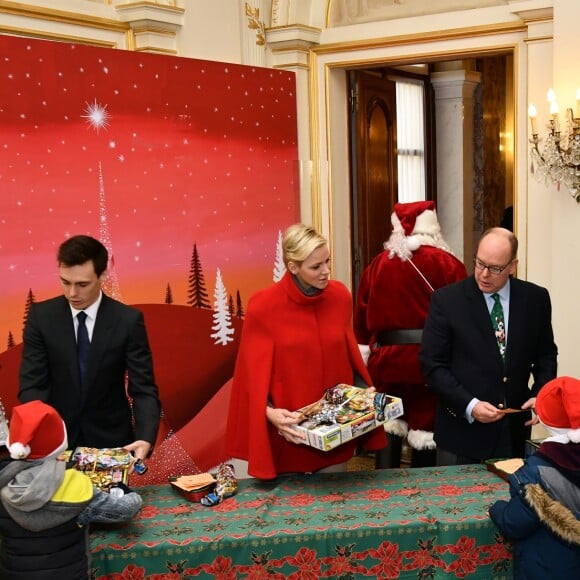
<box><xmin>385</xmin><ymin>213</ymin><xmax>413</xmax><ymax>261</ymax></box>
<box><xmin>568</xmin><ymin>429</ymin><xmax>580</xmax><ymax>444</ymax></box>
<box><xmin>385</xmin><ymin>209</ymin><xmax>454</xmax><ymax>258</ymax></box>
<box><xmin>9</xmin><ymin>442</ymin><xmax>31</xmax><ymax>460</ymax></box>
<box><xmin>358</xmin><ymin>344</ymin><xmax>370</xmax><ymax>366</ymax></box>
<box><xmin>407</xmin><ymin>429</ymin><xmax>436</xmax><ymax>450</ymax></box>
<box><xmin>383</xmin><ymin>418</ymin><xmax>408</xmax><ymax>437</ymax></box>
<box><xmin>412</xmin><ymin>209</ymin><xmax>440</xmax><ymax>236</ymax></box>
<box><xmin>406</xmin><ymin>236</ymin><xmax>420</xmax><ymax>252</ymax></box>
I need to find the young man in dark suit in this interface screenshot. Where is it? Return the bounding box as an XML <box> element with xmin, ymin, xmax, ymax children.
<box><xmin>18</xmin><ymin>235</ymin><xmax>161</xmax><ymax>462</ymax></box>
<box><xmin>419</xmin><ymin>227</ymin><xmax>558</xmax><ymax>465</ymax></box>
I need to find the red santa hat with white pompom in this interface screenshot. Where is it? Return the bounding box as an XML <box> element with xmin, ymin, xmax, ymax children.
<box><xmin>535</xmin><ymin>376</ymin><xmax>580</xmax><ymax>443</ymax></box>
<box><xmin>7</xmin><ymin>400</ymin><xmax>68</xmax><ymax>461</ymax></box>
<box><xmin>385</xmin><ymin>200</ymin><xmax>452</xmax><ymax>260</ymax></box>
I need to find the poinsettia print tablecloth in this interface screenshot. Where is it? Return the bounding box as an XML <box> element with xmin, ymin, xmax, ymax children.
<box><xmin>90</xmin><ymin>464</ymin><xmax>512</xmax><ymax>579</ymax></box>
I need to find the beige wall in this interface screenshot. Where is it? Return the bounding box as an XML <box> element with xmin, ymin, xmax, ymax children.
<box><xmin>177</xmin><ymin>0</ymin><xmax>241</xmax><ymax>63</ymax></box>
<box><xmin>1</xmin><ymin>0</ymin><xmax>578</xmax><ymax>378</ymax></box>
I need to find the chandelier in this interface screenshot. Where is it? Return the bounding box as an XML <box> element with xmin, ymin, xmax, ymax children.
<box><xmin>528</xmin><ymin>89</ymin><xmax>580</xmax><ymax>202</ymax></box>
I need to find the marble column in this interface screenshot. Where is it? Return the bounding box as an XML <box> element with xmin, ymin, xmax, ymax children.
<box><xmin>431</xmin><ymin>70</ymin><xmax>482</xmax><ymax>264</ymax></box>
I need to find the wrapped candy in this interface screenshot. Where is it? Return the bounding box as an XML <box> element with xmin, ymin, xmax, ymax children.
<box><xmin>201</xmin><ymin>463</ymin><xmax>238</xmax><ymax>507</ymax></box>
<box><xmin>71</xmin><ymin>447</ymin><xmax>134</xmax><ymax>492</ymax></box>
<box><xmin>292</xmin><ymin>385</ymin><xmax>404</xmax><ymax>451</ymax></box>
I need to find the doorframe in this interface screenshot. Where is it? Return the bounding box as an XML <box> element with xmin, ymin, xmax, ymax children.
<box><xmin>307</xmin><ymin>25</ymin><xmax>527</xmax><ymax>291</ymax></box>
<box><xmin>349</xmin><ymin>69</ymin><xmax>399</xmax><ymax>294</ymax></box>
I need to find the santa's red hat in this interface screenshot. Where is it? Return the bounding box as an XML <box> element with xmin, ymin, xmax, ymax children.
<box><xmin>7</xmin><ymin>400</ymin><xmax>68</xmax><ymax>460</ymax></box>
<box><xmin>387</xmin><ymin>200</ymin><xmax>448</xmax><ymax>258</ymax></box>
<box><xmin>394</xmin><ymin>201</ymin><xmax>436</xmax><ymax>236</ymax></box>
<box><xmin>535</xmin><ymin>376</ymin><xmax>580</xmax><ymax>443</ymax></box>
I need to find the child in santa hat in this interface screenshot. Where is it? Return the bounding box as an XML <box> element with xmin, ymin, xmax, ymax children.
<box><xmin>0</xmin><ymin>400</ymin><xmax>143</xmax><ymax>579</ymax></box>
<box><xmin>489</xmin><ymin>376</ymin><xmax>580</xmax><ymax>579</ymax></box>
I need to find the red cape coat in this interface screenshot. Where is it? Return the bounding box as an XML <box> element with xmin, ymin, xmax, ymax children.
<box><xmin>354</xmin><ymin>245</ymin><xmax>467</xmax><ymax>435</ymax></box>
<box><xmin>226</xmin><ymin>272</ymin><xmax>386</xmax><ymax>479</ymax></box>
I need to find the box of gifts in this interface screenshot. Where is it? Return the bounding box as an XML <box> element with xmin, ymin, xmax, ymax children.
<box><xmin>292</xmin><ymin>384</ymin><xmax>403</xmax><ymax>451</ymax></box>
<box><xmin>70</xmin><ymin>447</ymin><xmax>134</xmax><ymax>492</ymax></box>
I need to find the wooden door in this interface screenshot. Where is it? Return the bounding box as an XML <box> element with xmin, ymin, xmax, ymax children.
<box><xmin>350</xmin><ymin>71</ymin><xmax>398</xmax><ymax>292</ymax></box>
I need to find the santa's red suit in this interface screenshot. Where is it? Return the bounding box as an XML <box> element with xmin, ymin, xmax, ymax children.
<box><xmin>354</xmin><ymin>201</ymin><xmax>467</xmax><ymax>453</ymax></box>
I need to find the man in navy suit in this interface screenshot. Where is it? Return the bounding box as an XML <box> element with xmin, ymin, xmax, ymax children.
<box><xmin>419</xmin><ymin>227</ymin><xmax>557</xmax><ymax>465</ymax></box>
<box><xmin>19</xmin><ymin>235</ymin><xmax>161</xmax><ymax>462</ymax></box>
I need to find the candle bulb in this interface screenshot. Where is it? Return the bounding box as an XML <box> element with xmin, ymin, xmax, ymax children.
<box><xmin>528</xmin><ymin>104</ymin><xmax>537</xmax><ymax>135</ymax></box>
<box><xmin>547</xmin><ymin>88</ymin><xmax>556</xmax><ymax>103</ymax></box>
<box><xmin>550</xmin><ymin>101</ymin><xmax>559</xmax><ymax>132</ymax></box>
<box><xmin>576</xmin><ymin>88</ymin><xmax>580</xmax><ymax>119</ymax></box>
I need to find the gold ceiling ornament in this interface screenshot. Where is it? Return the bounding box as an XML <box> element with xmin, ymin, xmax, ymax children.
<box><xmin>245</xmin><ymin>2</ymin><xmax>266</xmax><ymax>46</ymax></box>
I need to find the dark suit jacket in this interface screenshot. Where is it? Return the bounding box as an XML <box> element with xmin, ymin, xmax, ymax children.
<box><xmin>419</xmin><ymin>276</ymin><xmax>557</xmax><ymax>459</ymax></box>
<box><xmin>18</xmin><ymin>294</ymin><xmax>161</xmax><ymax>450</ymax></box>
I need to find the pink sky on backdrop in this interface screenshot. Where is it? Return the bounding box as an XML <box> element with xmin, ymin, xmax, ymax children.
<box><xmin>0</xmin><ymin>35</ymin><xmax>300</xmax><ymax>347</ymax></box>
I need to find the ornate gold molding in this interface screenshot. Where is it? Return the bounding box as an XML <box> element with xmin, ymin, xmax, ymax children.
<box><xmin>0</xmin><ymin>1</ymin><xmax>184</xmax><ymax>52</ymax></box>
<box><xmin>308</xmin><ymin>49</ymin><xmax>322</xmax><ymax>232</ymax></box>
<box><xmin>271</xmin><ymin>0</ymin><xmax>281</xmax><ymax>26</ymax></box>
<box><xmin>0</xmin><ymin>24</ymin><xmax>120</xmax><ymax>47</ymax></box>
<box><xmin>0</xmin><ymin>0</ymin><xmax>129</xmax><ymax>31</ymax></box>
<box><xmin>313</xmin><ymin>20</ymin><xmax>526</xmax><ymax>55</ymax></box>
<box><xmin>245</xmin><ymin>2</ymin><xmax>266</xmax><ymax>46</ymax></box>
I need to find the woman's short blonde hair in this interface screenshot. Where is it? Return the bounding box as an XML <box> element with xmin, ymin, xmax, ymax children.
<box><xmin>282</xmin><ymin>223</ymin><xmax>327</xmax><ymax>267</ymax></box>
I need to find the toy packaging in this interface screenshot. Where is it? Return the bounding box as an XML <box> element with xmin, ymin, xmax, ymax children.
<box><xmin>70</xmin><ymin>447</ymin><xmax>134</xmax><ymax>491</ymax></box>
<box><xmin>292</xmin><ymin>384</ymin><xmax>403</xmax><ymax>451</ymax></box>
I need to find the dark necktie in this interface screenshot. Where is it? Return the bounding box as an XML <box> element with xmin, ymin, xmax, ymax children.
<box><xmin>77</xmin><ymin>311</ymin><xmax>90</xmax><ymax>379</ymax></box>
<box><xmin>491</xmin><ymin>293</ymin><xmax>506</xmax><ymax>360</ymax></box>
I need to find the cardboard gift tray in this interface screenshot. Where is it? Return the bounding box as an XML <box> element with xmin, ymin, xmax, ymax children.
<box><xmin>485</xmin><ymin>458</ymin><xmax>525</xmax><ymax>481</ymax></box>
<box><xmin>169</xmin><ymin>473</ymin><xmax>216</xmax><ymax>502</ymax></box>
<box><xmin>292</xmin><ymin>384</ymin><xmax>403</xmax><ymax>451</ymax></box>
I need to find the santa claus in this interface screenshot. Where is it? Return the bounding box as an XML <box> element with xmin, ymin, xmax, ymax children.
<box><xmin>354</xmin><ymin>201</ymin><xmax>467</xmax><ymax>468</ymax></box>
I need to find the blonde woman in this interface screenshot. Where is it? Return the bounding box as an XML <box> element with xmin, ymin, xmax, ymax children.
<box><xmin>226</xmin><ymin>224</ymin><xmax>386</xmax><ymax>479</ymax></box>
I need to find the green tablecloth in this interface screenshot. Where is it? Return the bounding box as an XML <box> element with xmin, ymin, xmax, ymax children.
<box><xmin>90</xmin><ymin>464</ymin><xmax>512</xmax><ymax>579</ymax></box>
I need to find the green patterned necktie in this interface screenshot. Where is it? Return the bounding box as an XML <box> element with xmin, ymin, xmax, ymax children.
<box><xmin>491</xmin><ymin>293</ymin><xmax>506</xmax><ymax>360</ymax></box>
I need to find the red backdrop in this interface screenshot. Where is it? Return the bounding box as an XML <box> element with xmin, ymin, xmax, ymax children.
<box><xmin>0</xmin><ymin>35</ymin><xmax>300</xmax><ymax>477</ymax></box>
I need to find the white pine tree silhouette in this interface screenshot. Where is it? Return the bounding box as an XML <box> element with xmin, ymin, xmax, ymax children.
<box><xmin>273</xmin><ymin>229</ymin><xmax>286</xmax><ymax>282</ymax></box>
<box><xmin>211</xmin><ymin>268</ymin><xmax>235</xmax><ymax>345</ymax></box>
<box><xmin>0</xmin><ymin>397</ymin><xmax>8</xmax><ymax>444</ymax></box>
